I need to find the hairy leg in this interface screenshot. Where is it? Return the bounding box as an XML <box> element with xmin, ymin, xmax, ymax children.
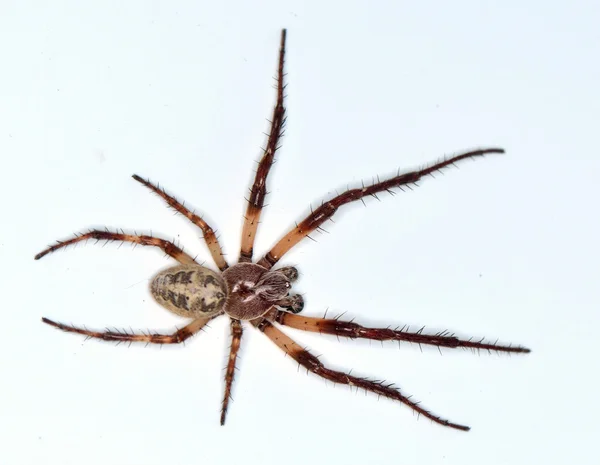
<box><xmin>132</xmin><ymin>175</ymin><xmax>228</xmax><ymax>270</ymax></box>
<box><xmin>274</xmin><ymin>310</ymin><xmax>531</xmax><ymax>353</ymax></box>
<box><xmin>257</xmin><ymin>148</ymin><xmax>504</xmax><ymax>269</ymax></box>
<box><xmin>239</xmin><ymin>29</ymin><xmax>287</xmax><ymax>262</ymax></box>
<box><xmin>252</xmin><ymin>318</ymin><xmax>470</xmax><ymax>431</ymax></box>
<box><xmin>35</xmin><ymin>229</ymin><xmax>197</xmax><ymax>265</ymax></box>
<box><xmin>42</xmin><ymin>317</ymin><xmax>213</xmax><ymax>344</ymax></box>
<box><xmin>221</xmin><ymin>318</ymin><xmax>243</xmax><ymax>425</ymax></box>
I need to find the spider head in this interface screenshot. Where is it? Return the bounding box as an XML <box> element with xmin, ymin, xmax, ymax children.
<box><xmin>221</xmin><ymin>263</ymin><xmax>296</xmax><ymax>320</ymax></box>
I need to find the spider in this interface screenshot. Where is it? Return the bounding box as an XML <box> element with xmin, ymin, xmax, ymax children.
<box><xmin>36</xmin><ymin>29</ymin><xmax>530</xmax><ymax>431</ymax></box>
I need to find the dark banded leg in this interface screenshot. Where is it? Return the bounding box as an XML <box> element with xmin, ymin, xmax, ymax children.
<box><xmin>253</xmin><ymin>318</ymin><xmax>470</xmax><ymax>431</ymax></box>
<box><xmin>257</xmin><ymin>148</ymin><xmax>504</xmax><ymax>269</ymax></box>
<box><xmin>275</xmin><ymin>311</ymin><xmax>531</xmax><ymax>354</ymax></box>
<box><xmin>132</xmin><ymin>175</ymin><xmax>228</xmax><ymax>271</ymax></box>
<box><xmin>42</xmin><ymin>317</ymin><xmax>212</xmax><ymax>344</ymax></box>
<box><xmin>34</xmin><ymin>229</ymin><xmax>197</xmax><ymax>265</ymax></box>
<box><xmin>239</xmin><ymin>29</ymin><xmax>287</xmax><ymax>262</ymax></box>
<box><xmin>221</xmin><ymin>318</ymin><xmax>243</xmax><ymax>425</ymax></box>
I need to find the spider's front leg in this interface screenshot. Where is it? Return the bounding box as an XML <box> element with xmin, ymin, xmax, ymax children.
<box><xmin>42</xmin><ymin>317</ymin><xmax>213</xmax><ymax>344</ymax></box>
<box><xmin>239</xmin><ymin>29</ymin><xmax>287</xmax><ymax>262</ymax></box>
<box><xmin>35</xmin><ymin>229</ymin><xmax>197</xmax><ymax>265</ymax></box>
<box><xmin>257</xmin><ymin>148</ymin><xmax>504</xmax><ymax>269</ymax></box>
<box><xmin>273</xmin><ymin>310</ymin><xmax>531</xmax><ymax>353</ymax></box>
<box><xmin>252</xmin><ymin>317</ymin><xmax>470</xmax><ymax>431</ymax></box>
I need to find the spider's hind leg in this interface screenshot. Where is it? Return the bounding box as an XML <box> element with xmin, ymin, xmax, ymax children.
<box><xmin>35</xmin><ymin>229</ymin><xmax>197</xmax><ymax>265</ymax></box>
<box><xmin>42</xmin><ymin>317</ymin><xmax>213</xmax><ymax>344</ymax></box>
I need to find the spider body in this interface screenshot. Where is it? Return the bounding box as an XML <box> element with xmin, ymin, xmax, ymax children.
<box><xmin>36</xmin><ymin>29</ymin><xmax>530</xmax><ymax>431</ymax></box>
<box><xmin>150</xmin><ymin>265</ymin><xmax>226</xmax><ymax>318</ymax></box>
<box><xmin>221</xmin><ymin>263</ymin><xmax>297</xmax><ymax>320</ymax></box>
<box><xmin>150</xmin><ymin>263</ymin><xmax>299</xmax><ymax>320</ymax></box>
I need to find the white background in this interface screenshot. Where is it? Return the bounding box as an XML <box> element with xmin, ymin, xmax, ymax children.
<box><xmin>1</xmin><ymin>1</ymin><xmax>599</xmax><ymax>464</ymax></box>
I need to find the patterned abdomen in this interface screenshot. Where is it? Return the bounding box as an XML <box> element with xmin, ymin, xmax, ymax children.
<box><xmin>150</xmin><ymin>265</ymin><xmax>227</xmax><ymax>318</ymax></box>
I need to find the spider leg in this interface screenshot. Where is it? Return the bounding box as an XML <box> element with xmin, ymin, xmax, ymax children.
<box><xmin>274</xmin><ymin>310</ymin><xmax>531</xmax><ymax>354</ymax></box>
<box><xmin>239</xmin><ymin>29</ymin><xmax>287</xmax><ymax>263</ymax></box>
<box><xmin>35</xmin><ymin>229</ymin><xmax>197</xmax><ymax>265</ymax></box>
<box><xmin>257</xmin><ymin>148</ymin><xmax>504</xmax><ymax>269</ymax></box>
<box><xmin>221</xmin><ymin>318</ymin><xmax>243</xmax><ymax>425</ymax></box>
<box><xmin>252</xmin><ymin>317</ymin><xmax>470</xmax><ymax>431</ymax></box>
<box><xmin>42</xmin><ymin>317</ymin><xmax>213</xmax><ymax>344</ymax></box>
<box><xmin>132</xmin><ymin>175</ymin><xmax>229</xmax><ymax>270</ymax></box>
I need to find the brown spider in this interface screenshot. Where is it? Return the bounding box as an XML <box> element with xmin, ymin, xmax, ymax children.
<box><xmin>36</xmin><ymin>29</ymin><xmax>530</xmax><ymax>431</ymax></box>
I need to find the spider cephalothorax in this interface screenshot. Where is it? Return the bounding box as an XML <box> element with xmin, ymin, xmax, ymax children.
<box><xmin>36</xmin><ymin>29</ymin><xmax>530</xmax><ymax>431</ymax></box>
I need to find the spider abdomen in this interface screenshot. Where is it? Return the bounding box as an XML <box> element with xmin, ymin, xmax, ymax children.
<box><xmin>150</xmin><ymin>265</ymin><xmax>227</xmax><ymax>317</ymax></box>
